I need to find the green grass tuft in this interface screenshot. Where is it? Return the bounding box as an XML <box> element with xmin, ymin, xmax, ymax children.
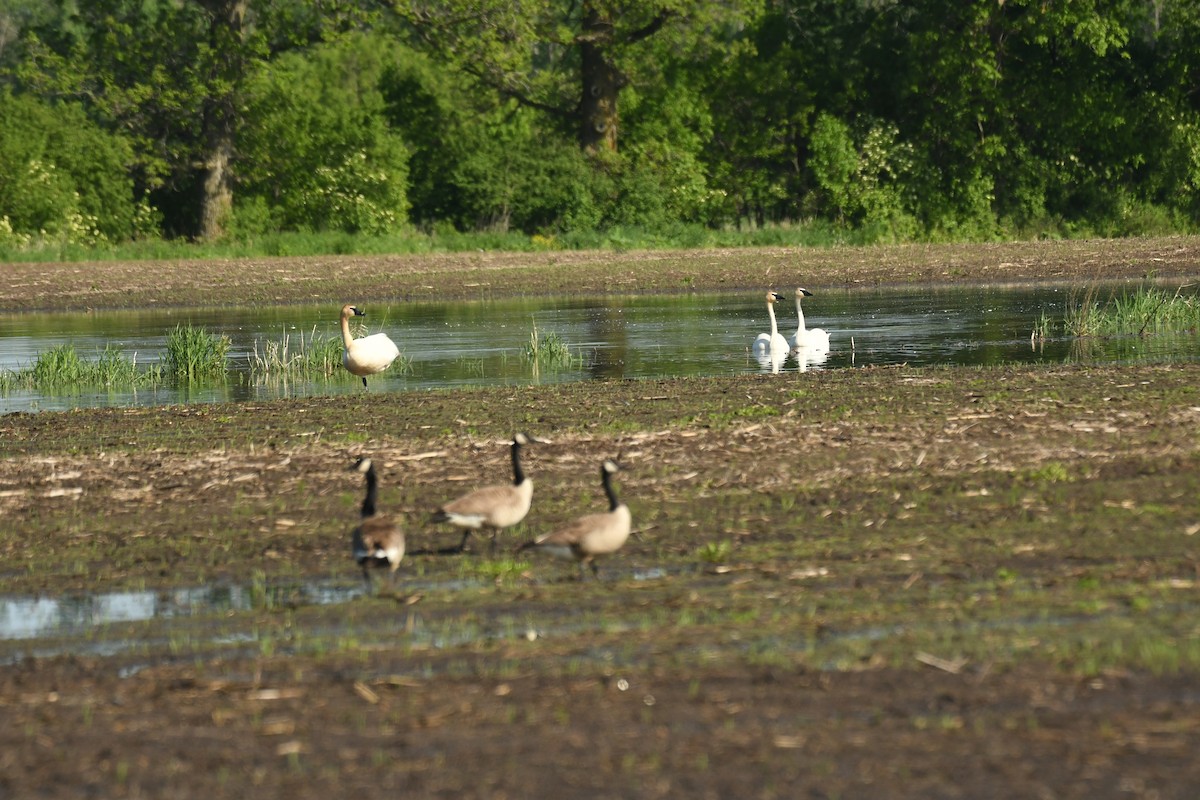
<box><xmin>250</xmin><ymin>327</ymin><xmax>348</xmax><ymax>382</ymax></box>
<box><xmin>0</xmin><ymin>343</ymin><xmax>161</xmax><ymax>391</ymax></box>
<box><xmin>524</xmin><ymin>319</ymin><xmax>576</xmax><ymax>367</ymax></box>
<box><xmin>165</xmin><ymin>324</ymin><xmax>230</xmax><ymax>381</ymax></box>
<box><xmin>1065</xmin><ymin>284</ymin><xmax>1200</xmax><ymax>337</ymax></box>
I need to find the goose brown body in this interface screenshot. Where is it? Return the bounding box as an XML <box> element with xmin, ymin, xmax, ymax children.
<box><xmin>521</xmin><ymin>460</ymin><xmax>631</xmax><ymax>579</ymax></box>
<box><xmin>350</xmin><ymin>457</ymin><xmax>405</xmax><ymax>587</ymax></box>
<box><xmin>432</xmin><ymin>433</ymin><xmax>543</xmax><ymax>552</ymax></box>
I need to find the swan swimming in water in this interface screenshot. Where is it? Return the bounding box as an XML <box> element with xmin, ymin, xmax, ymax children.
<box><xmin>340</xmin><ymin>303</ymin><xmax>401</xmax><ymax>388</ymax></box>
<box><xmin>753</xmin><ymin>291</ymin><xmax>791</xmax><ymax>358</ymax></box>
<box><xmin>792</xmin><ymin>288</ymin><xmax>831</xmax><ymax>352</ymax></box>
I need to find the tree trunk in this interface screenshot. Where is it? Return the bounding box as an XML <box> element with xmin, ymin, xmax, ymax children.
<box><xmin>197</xmin><ymin>0</ymin><xmax>247</xmax><ymax>241</ymax></box>
<box><xmin>199</xmin><ymin>131</ymin><xmax>234</xmax><ymax>241</ymax></box>
<box><xmin>579</xmin><ymin>4</ymin><xmax>621</xmax><ymax>154</ymax></box>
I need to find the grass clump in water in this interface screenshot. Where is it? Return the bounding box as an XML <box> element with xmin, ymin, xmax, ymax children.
<box><xmin>251</xmin><ymin>327</ymin><xmax>348</xmax><ymax>382</ymax></box>
<box><xmin>524</xmin><ymin>319</ymin><xmax>576</xmax><ymax>368</ymax></box>
<box><xmin>165</xmin><ymin>324</ymin><xmax>230</xmax><ymax>381</ymax></box>
<box><xmin>29</xmin><ymin>343</ymin><xmax>87</xmax><ymax>385</ymax></box>
<box><xmin>1</xmin><ymin>343</ymin><xmax>161</xmax><ymax>390</ymax></box>
<box><xmin>1065</xmin><ymin>284</ymin><xmax>1200</xmax><ymax>337</ymax></box>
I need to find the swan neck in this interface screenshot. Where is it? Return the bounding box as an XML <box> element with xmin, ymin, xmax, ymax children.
<box><xmin>340</xmin><ymin>311</ymin><xmax>355</xmax><ymax>349</ymax></box>
<box><xmin>795</xmin><ymin>297</ymin><xmax>806</xmax><ymax>334</ymax></box>
<box><xmin>767</xmin><ymin>300</ymin><xmax>779</xmax><ymax>338</ymax></box>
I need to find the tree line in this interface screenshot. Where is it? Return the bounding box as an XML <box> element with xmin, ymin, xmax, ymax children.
<box><xmin>1</xmin><ymin>0</ymin><xmax>1198</xmax><ymax>250</ymax></box>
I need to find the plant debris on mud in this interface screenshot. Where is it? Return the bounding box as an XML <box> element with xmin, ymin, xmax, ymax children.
<box><xmin>2</xmin><ymin>240</ymin><xmax>1200</xmax><ymax>798</ymax></box>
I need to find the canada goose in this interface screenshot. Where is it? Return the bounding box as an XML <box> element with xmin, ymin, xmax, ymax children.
<box><xmin>432</xmin><ymin>433</ymin><xmax>546</xmax><ymax>553</ymax></box>
<box><xmin>753</xmin><ymin>291</ymin><xmax>790</xmax><ymax>357</ymax></box>
<box><xmin>340</xmin><ymin>304</ymin><xmax>401</xmax><ymax>388</ymax></box>
<box><xmin>792</xmin><ymin>288</ymin><xmax>831</xmax><ymax>352</ymax></box>
<box><xmin>350</xmin><ymin>457</ymin><xmax>405</xmax><ymax>589</ymax></box>
<box><xmin>519</xmin><ymin>460</ymin><xmax>631</xmax><ymax>580</ymax></box>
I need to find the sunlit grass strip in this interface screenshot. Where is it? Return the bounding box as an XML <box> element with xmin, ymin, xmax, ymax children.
<box><xmin>0</xmin><ymin>343</ymin><xmax>161</xmax><ymax>390</ymax></box>
<box><xmin>1065</xmin><ymin>284</ymin><xmax>1200</xmax><ymax>337</ymax></box>
<box><xmin>164</xmin><ymin>324</ymin><xmax>230</xmax><ymax>381</ymax></box>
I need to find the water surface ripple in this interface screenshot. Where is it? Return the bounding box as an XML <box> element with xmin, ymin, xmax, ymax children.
<box><xmin>2</xmin><ymin>286</ymin><xmax>1196</xmax><ymax>412</ymax></box>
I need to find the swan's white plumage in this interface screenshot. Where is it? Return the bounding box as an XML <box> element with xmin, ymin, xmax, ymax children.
<box><xmin>792</xmin><ymin>288</ymin><xmax>830</xmax><ymax>352</ymax></box>
<box><xmin>753</xmin><ymin>291</ymin><xmax>790</xmax><ymax>357</ymax></box>
<box><xmin>340</xmin><ymin>304</ymin><xmax>400</xmax><ymax>385</ymax></box>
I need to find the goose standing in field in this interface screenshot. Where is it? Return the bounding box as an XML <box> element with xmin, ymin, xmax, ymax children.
<box><xmin>753</xmin><ymin>291</ymin><xmax>791</xmax><ymax>358</ymax></box>
<box><xmin>349</xmin><ymin>457</ymin><xmax>405</xmax><ymax>590</ymax></box>
<box><xmin>340</xmin><ymin>303</ymin><xmax>401</xmax><ymax>388</ymax></box>
<box><xmin>792</xmin><ymin>288</ymin><xmax>831</xmax><ymax>353</ymax></box>
<box><xmin>432</xmin><ymin>433</ymin><xmax>546</xmax><ymax>554</ymax></box>
<box><xmin>519</xmin><ymin>459</ymin><xmax>631</xmax><ymax>581</ymax></box>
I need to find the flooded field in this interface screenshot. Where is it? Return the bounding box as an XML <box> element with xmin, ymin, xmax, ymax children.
<box><xmin>3</xmin><ymin>283</ymin><xmax>1198</xmax><ymax>412</ymax></box>
<box><xmin>3</xmin><ymin>241</ymin><xmax>1200</xmax><ymax>798</ymax></box>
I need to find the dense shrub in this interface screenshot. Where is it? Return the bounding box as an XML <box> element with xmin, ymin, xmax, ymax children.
<box><xmin>0</xmin><ymin>89</ymin><xmax>140</xmax><ymax>243</ymax></box>
<box><xmin>235</xmin><ymin>33</ymin><xmax>410</xmax><ymax>235</ymax></box>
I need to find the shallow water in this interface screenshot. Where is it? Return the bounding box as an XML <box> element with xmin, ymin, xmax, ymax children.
<box><xmin>1</xmin><ymin>286</ymin><xmax>1197</xmax><ymax>413</ymax></box>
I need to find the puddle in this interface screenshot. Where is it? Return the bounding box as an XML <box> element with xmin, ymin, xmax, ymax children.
<box><xmin>0</xmin><ymin>581</ymin><xmax>364</xmax><ymax>641</ymax></box>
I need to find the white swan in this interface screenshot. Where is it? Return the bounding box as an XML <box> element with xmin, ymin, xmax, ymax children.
<box><xmin>753</xmin><ymin>291</ymin><xmax>791</xmax><ymax>358</ymax></box>
<box><xmin>340</xmin><ymin>303</ymin><xmax>400</xmax><ymax>388</ymax></box>
<box><xmin>792</xmin><ymin>288</ymin><xmax>830</xmax><ymax>352</ymax></box>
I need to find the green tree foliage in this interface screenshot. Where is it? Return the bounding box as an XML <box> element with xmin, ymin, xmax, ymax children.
<box><xmin>3</xmin><ymin>0</ymin><xmax>1200</xmax><ymax>244</ymax></box>
<box><xmin>0</xmin><ymin>88</ymin><xmax>140</xmax><ymax>243</ymax></box>
<box><xmin>237</xmin><ymin>33</ymin><xmax>410</xmax><ymax>235</ymax></box>
<box><xmin>395</xmin><ymin>0</ymin><xmax>754</xmax><ymax>153</ymax></box>
<box><xmin>12</xmin><ymin>0</ymin><xmax>221</xmax><ymax>235</ymax></box>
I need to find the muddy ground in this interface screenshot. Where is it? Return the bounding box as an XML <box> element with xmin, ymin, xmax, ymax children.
<box><xmin>2</xmin><ymin>239</ymin><xmax>1200</xmax><ymax>798</ymax></box>
<box><xmin>3</xmin><ymin>235</ymin><xmax>1200</xmax><ymax>311</ymax></box>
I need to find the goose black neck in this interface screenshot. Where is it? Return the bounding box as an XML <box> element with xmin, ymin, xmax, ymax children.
<box><xmin>511</xmin><ymin>440</ymin><xmax>525</xmax><ymax>486</ymax></box>
<box><xmin>360</xmin><ymin>465</ymin><xmax>378</xmax><ymax>517</ymax></box>
<box><xmin>601</xmin><ymin>466</ymin><xmax>620</xmax><ymax>511</ymax></box>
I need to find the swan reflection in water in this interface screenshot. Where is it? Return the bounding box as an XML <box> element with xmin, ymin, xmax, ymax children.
<box><xmin>795</xmin><ymin>344</ymin><xmax>829</xmax><ymax>372</ymax></box>
<box><xmin>754</xmin><ymin>344</ymin><xmax>829</xmax><ymax>374</ymax></box>
<box><xmin>756</xmin><ymin>346</ymin><xmax>788</xmax><ymax>374</ymax></box>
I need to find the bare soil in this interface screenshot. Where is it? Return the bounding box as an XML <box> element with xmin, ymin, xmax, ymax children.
<box><xmin>3</xmin><ymin>235</ymin><xmax>1199</xmax><ymax>311</ymax></box>
<box><xmin>3</xmin><ymin>239</ymin><xmax>1200</xmax><ymax>798</ymax></box>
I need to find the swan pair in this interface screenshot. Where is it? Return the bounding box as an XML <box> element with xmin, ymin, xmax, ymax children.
<box><xmin>754</xmin><ymin>288</ymin><xmax>830</xmax><ymax>364</ymax></box>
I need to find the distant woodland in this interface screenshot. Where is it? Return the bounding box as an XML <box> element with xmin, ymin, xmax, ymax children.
<box><xmin>2</xmin><ymin>1</ymin><xmax>1198</xmax><ymax>247</ymax></box>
